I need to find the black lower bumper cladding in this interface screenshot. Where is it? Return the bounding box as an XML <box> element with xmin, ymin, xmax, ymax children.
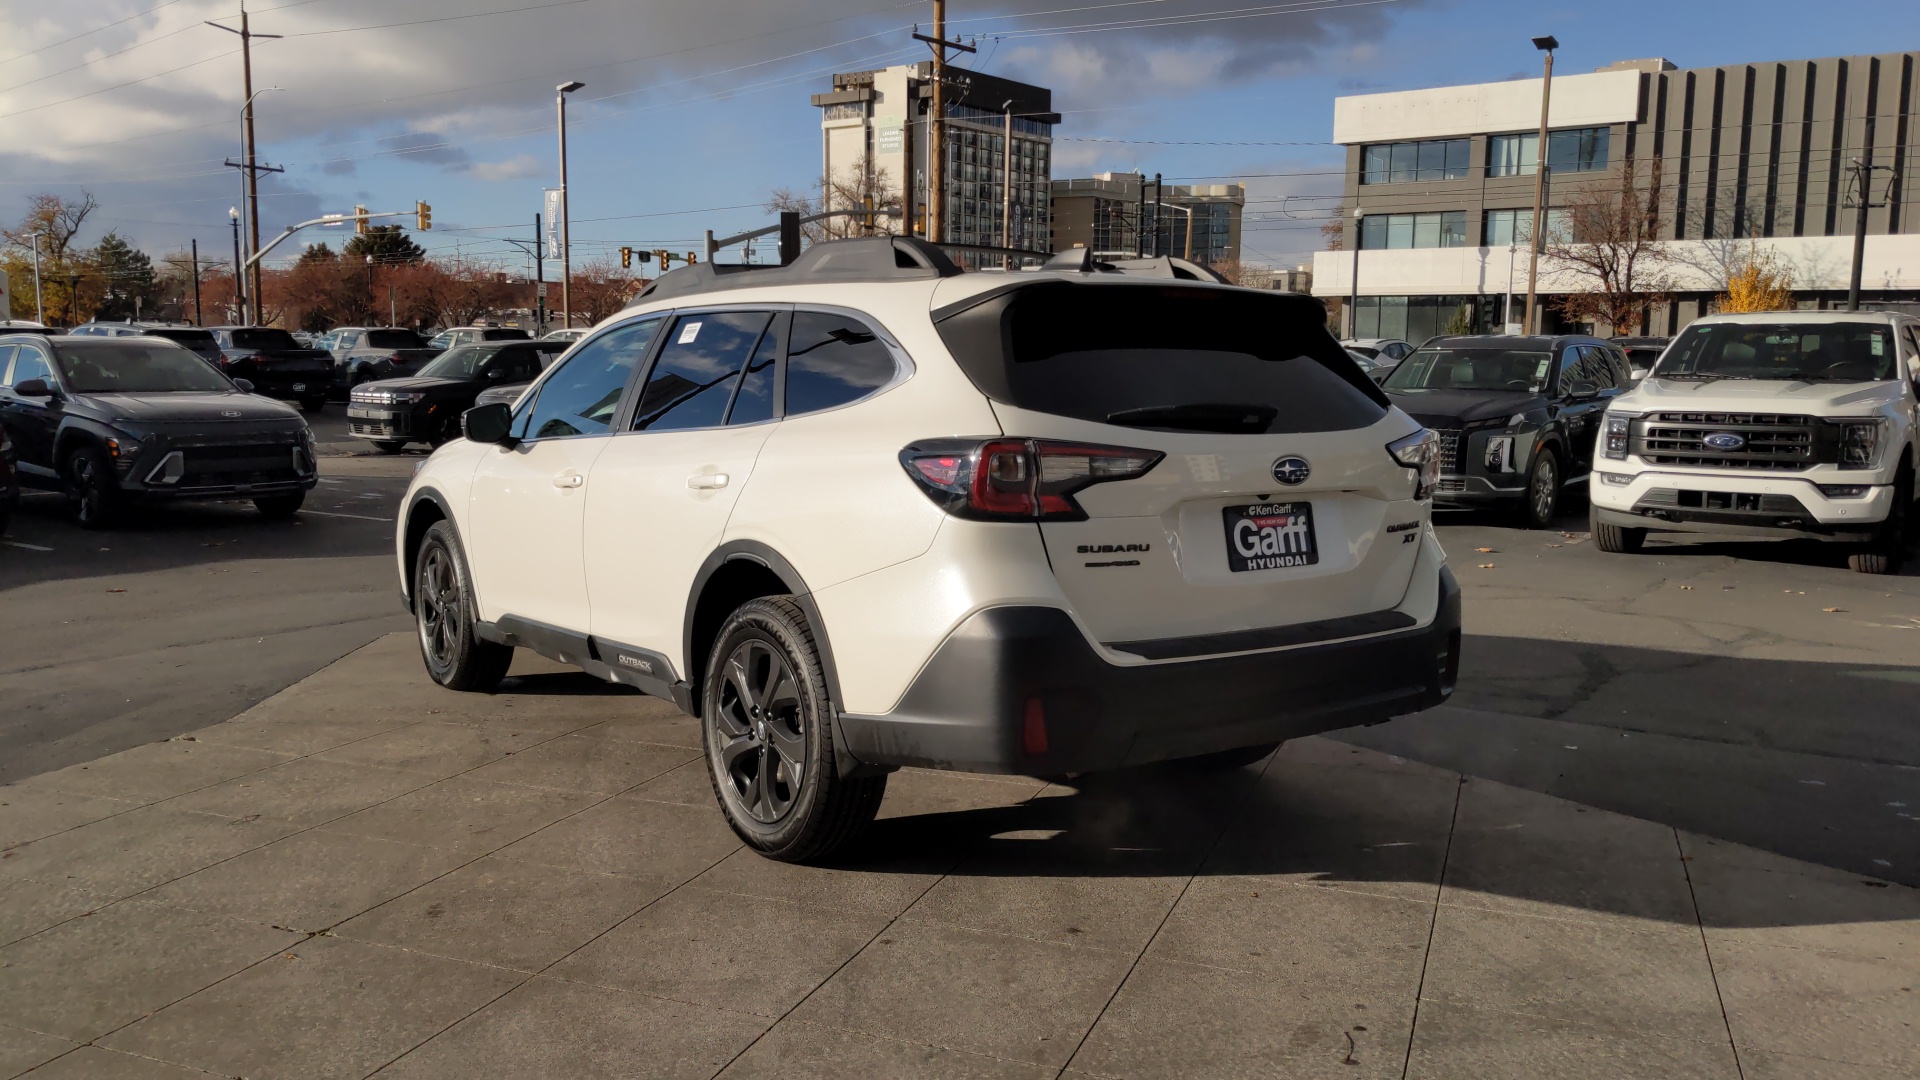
<box><xmin>838</xmin><ymin>568</ymin><xmax>1461</xmax><ymax>775</ymax></box>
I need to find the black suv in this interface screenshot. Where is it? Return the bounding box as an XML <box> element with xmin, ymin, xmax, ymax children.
<box><xmin>0</xmin><ymin>334</ymin><xmax>316</xmax><ymax>527</ymax></box>
<box><xmin>208</xmin><ymin>327</ymin><xmax>333</xmax><ymax>412</ymax></box>
<box><xmin>347</xmin><ymin>339</ymin><xmax>565</xmax><ymax>451</ymax></box>
<box><xmin>1382</xmin><ymin>334</ymin><xmax>1632</xmax><ymax>527</ymax></box>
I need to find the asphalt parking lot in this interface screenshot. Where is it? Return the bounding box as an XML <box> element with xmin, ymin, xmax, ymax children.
<box><xmin>1</xmin><ymin>442</ymin><xmax>1916</xmax><ymax>1079</ymax></box>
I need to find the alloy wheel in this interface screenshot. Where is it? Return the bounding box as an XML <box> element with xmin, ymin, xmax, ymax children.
<box><xmin>713</xmin><ymin>638</ymin><xmax>807</xmax><ymax>824</ymax></box>
<box><xmin>417</xmin><ymin>544</ymin><xmax>459</xmax><ymax>667</ymax></box>
<box><xmin>1530</xmin><ymin>453</ymin><xmax>1557</xmax><ymax>523</ymax></box>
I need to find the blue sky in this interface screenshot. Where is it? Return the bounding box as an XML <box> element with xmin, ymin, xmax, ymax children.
<box><xmin>3</xmin><ymin>0</ymin><xmax>1915</xmax><ymax>273</ymax></box>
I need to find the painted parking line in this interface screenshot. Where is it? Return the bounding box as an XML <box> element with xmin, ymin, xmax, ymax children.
<box><xmin>300</xmin><ymin>509</ymin><xmax>391</xmax><ymax>522</ymax></box>
<box><xmin>2</xmin><ymin>540</ymin><xmax>54</xmax><ymax>551</ymax></box>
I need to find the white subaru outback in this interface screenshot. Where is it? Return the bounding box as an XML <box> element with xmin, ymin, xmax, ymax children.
<box><xmin>1590</xmin><ymin>311</ymin><xmax>1920</xmax><ymax>573</ymax></box>
<box><xmin>397</xmin><ymin>238</ymin><xmax>1460</xmax><ymax>861</ymax></box>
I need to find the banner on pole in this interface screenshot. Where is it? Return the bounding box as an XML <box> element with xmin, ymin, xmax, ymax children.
<box><xmin>543</xmin><ymin>189</ymin><xmax>562</xmax><ymax>259</ymax></box>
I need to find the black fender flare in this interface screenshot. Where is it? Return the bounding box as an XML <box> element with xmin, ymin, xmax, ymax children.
<box><xmin>52</xmin><ymin>421</ymin><xmax>110</xmax><ymax>473</ymax></box>
<box><xmin>683</xmin><ymin>540</ymin><xmax>846</xmax><ymax>717</ymax></box>
<box><xmin>398</xmin><ymin>485</ymin><xmax>459</xmax><ymax>612</ymax></box>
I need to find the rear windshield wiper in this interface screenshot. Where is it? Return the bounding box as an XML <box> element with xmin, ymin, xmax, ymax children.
<box><xmin>1105</xmin><ymin>403</ymin><xmax>1278</xmax><ymax>435</ymax></box>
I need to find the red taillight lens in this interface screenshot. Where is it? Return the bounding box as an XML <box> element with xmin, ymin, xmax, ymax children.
<box><xmin>218</xmin><ymin>353</ymin><xmax>232</xmax><ymax>366</ymax></box>
<box><xmin>900</xmin><ymin>438</ymin><xmax>1163</xmax><ymax>521</ymax></box>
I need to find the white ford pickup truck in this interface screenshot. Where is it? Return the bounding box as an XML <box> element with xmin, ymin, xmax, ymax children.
<box><xmin>1589</xmin><ymin>311</ymin><xmax>1920</xmax><ymax>574</ymax></box>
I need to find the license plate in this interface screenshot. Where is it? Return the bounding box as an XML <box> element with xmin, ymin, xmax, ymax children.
<box><xmin>1222</xmin><ymin>502</ymin><xmax>1318</xmax><ymax>571</ymax></box>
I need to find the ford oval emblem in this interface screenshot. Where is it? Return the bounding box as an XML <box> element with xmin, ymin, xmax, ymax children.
<box><xmin>1271</xmin><ymin>456</ymin><xmax>1311</xmax><ymax>486</ymax></box>
<box><xmin>1702</xmin><ymin>432</ymin><xmax>1746</xmax><ymax>452</ymax></box>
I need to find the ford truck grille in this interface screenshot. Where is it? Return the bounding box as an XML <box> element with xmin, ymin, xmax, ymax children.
<box><xmin>1633</xmin><ymin>412</ymin><xmax>1819</xmax><ymax>471</ymax></box>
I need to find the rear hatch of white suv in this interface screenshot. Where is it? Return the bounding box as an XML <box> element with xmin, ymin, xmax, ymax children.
<box><xmin>927</xmin><ymin>278</ymin><xmax>1428</xmax><ymax>656</ymax></box>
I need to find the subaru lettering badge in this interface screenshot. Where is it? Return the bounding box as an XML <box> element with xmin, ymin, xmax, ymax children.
<box><xmin>1702</xmin><ymin>432</ymin><xmax>1746</xmax><ymax>452</ymax></box>
<box><xmin>220</xmin><ymin>410</ymin><xmax>242</xmax><ymax>418</ymax></box>
<box><xmin>1271</xmin><ymin>456</ymin><xmax>1311</xmax><ymax>486</ymax></box>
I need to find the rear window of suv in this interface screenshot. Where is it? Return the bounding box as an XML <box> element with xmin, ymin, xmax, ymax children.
<box><xmin>225</xmin><ymin>328</ymin><xmax>300</xmax><ymax>351</ymax></box>
<box><xmin>367</xmin><ymin>330</ymin><xmax>424</xmax><ymax>349</ymax></box>
<box><xmin>934</xmin><ymin>282</ymin><xmax>1387</xmax><ymax>434</ymax></box>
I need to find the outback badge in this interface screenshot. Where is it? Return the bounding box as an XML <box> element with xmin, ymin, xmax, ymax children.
<box><xmin>1271</xmin><ymin>456</ymin><xmax>1310</xmax><ymax>486</ymax></box>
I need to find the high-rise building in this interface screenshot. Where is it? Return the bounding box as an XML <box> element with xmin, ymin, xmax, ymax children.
<box><xmin>812</xmin><ymin>63</ymin><xmax>1059</xmax><ymax>260</ymax></box>
<box><xmin>1050</xmin><ymin>173</ymin><xmax>1245</xmax><ymax>265</ymax></box>
<box><xmin>1314</xmin><ymin>52</ymin><xmax>1920</xmax><ymax>341</ymax></box>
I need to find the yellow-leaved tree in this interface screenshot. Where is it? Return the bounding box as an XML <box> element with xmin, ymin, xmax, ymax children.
<box><xmin>1717</xmin><ymin>247</ymin><xmax>1794</xmax><ymax>313</ymax></box>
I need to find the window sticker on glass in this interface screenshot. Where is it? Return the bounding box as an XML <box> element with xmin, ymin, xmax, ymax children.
<box><xmin>677</xmin><ymin>321</ymin><xmax>703</xmax><ymax>345</ymax></box>
<box><xmin>1871</xmin><ymin>335</ymin><xmax>1884</xmax><ymax>356</ymax></box>
<box><xmin>1535</xmin><ymin>359</ymin><xmax>1550</xmax><ymax>378</ymax></box>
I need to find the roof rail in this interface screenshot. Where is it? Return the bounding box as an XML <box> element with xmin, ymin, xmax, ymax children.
<box><xmin>630</xmin><ymin>236</ymin><xmax>963</xmax><ymax>304</ymax></box>
<box><xmin>1042</xmin><ymin>248</ymin><xmax>1228</xmax><ymax>283</ymax></box>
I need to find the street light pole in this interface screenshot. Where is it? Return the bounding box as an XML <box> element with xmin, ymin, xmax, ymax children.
<box><xmin>1504</xmin><ymin>242</ymin><xmax>1517</xmax><ymax>333</ymax></box>
<box><xmin>1523</xmin><ymin>34</ymin><xmax>1558</xmax><ymax>336</ymax></box>
<box><xmin>556</xmin><ymin>80</ymin><xmax>584</xmax><ymax>329</ymax></box>
<box><xmin>1348</xmin><ymin>207</ymin><xmax>1364</xmax><ymax>340</ymax></box>
<box><xmin>29</xmin><ymin>232</ymin><xmax>45</xmax><ymax>324</ymax></box>
<box><xmin>229</xmin><ymin>208</ymin><xmax>245</xmax><ymax>323</ymax></box>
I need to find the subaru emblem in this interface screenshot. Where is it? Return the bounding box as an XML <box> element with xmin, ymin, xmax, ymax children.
<box><xmin>1701</xmin><ymin>432</ymin><xmax>1745</xmax><ymax>451</ymax></box>
<box><xmin>1271</xmin><ymin>456</ymin><xmax>1311</xmax><ymax>486</ymax></box>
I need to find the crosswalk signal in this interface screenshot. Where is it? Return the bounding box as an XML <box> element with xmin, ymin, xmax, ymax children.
<box><xmin>416</xmin><ymin>201</ymin><xmax>431</xmax><ymax>230</ymax></box>
<box><xmin>620</xmin><ymin>246</ymin><xmax>631</xmax><ymax>269</ymax></box>
<box><xmin>354</xmin><ymin>205</ymin><xmax>369</xmax><ymax>235</ymax></box>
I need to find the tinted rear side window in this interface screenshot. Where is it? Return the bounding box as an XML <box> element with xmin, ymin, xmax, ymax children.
<box><xmin>227</xmin><ymin>329</ymin><xmax>299</xmax><ymax>351</ymax></box>
<box><xmin>935</xmin><ymin>282</ymin><xmax>1386</xmax><ymax>434</ymax></box>
<box><xmin>785</xmin><ymin>312</ymin><xmax>895</xmax><ymax>416</ymax></box>
<box><xmin>366</xmin><ymin>330</ymin><xmax>423</xmax><ymax>349</ymax></box>
<box><xmin>633</xmin><ymin>312</ymin><xmax>772</xmax><ymax>432</ymax></box>
<box><xmin>147</xmin><ymin>329</ymin><xmax>216</xmax><ymax>346</ymax></box>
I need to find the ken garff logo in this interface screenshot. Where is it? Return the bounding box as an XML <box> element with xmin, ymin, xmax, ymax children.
<box><xmin>1701</xmin><ymin>432</ymin><xmax>1746</xmax><ymax>451</ymax></box>
<box><xmin>1271</xmin><ymin>456</ymin><xmax>1311</xmax><ymax>486</ymax></box>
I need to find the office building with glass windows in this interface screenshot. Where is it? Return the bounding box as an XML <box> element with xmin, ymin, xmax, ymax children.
<box><xmin>1050</xmin><ymin>173</ymin><xmax>1244</xmax><ymax>266</ymax></box>
<box><xmin>812</xmin><ymin>64</ymin><xmax>1059</xmax><ymax>263</ymax></box>
<box><xmin>1314</xmin><ymin>52</ymin><xmax>1920</xmax><ymax>341</ymax></box>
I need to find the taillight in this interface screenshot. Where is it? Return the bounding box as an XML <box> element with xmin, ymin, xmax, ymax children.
<box><xmin>218</xmin><ymin>353</ymin><xmax>232</xmax><ymax>366</ymax></box>
<box><xmin>899</xmin><ymin>438</ymin><xmax>1163</xmax><ymax>521</ymax></box>
<box><xmin>1387</xmin><ymin>428</ymin><xmax>1440</xmax><ymax>501</ymax></box>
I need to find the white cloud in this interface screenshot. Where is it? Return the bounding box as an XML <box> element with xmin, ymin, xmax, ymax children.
<box><xmin>471</xmin><ymin>154</ymin><xmax>542</xmax><ymax>181</ymax></box>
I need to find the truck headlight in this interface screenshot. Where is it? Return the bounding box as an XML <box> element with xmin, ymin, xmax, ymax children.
<box><xmin>1837</xmin><ymin>420</ymin><xmax>1883</xmax><ymax>469</ymax></box>
<box><xmin>1603</xmin><ymin>415</ymin><xmax>1631</xmax><ymax>460</ymax></box>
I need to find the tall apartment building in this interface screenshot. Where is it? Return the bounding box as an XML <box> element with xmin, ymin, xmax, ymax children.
<box><xmin>1313</xmin><ymin>52</ymin><xmax>1920</xmax><ymax>342</ymax></box>
<box><xmin>1050</xmin><ymin>173</ymin><xmax>1245</xmax><ymax>265</ymax></box>
<box><xmin>811</xmin><ymin>64</ymin><xmax>1059</xmax><ymax>260</ymax></box>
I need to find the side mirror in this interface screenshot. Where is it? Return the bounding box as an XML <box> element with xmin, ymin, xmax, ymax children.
<box><xmin>463</xmin><ymin>401</ymin><xmax>515</xmax><ymax>445</ymax></box>
<box><xmin>484</xmin><ymin>367</ymin><xmax>507</xmax><ymax>380</ymax></box>
<box><xmin>14</xmin><ymin>378</ymin><xmax>52</xmax><ymax>398</ymax></box>
<box><xmin>1629</xmin><ymin>367</ymin><xmax>1649</xmax><ymax>381</ymax></box>
<box><xmin>232</xmin><ymin>378</ymin><xmax>255</xmax><ymax>394</ymax></box>
<box><xmin>1569</xmin><ymin>380</ymin><xmax>1600</xmax><ymax>399</ymax></box>
<box><xmin>1370</xmin><ymin>369</ymin><xmax>1390</xmax><ymax>385</ymax></box>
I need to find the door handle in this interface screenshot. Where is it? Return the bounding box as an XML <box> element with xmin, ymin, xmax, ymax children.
<box><xmin>687</xmin><ymin>472</ymin><xmax>730</xmax><ymax>490</ymax></box>
<box><xmin>552</xmin><ymin>472</ymin><xmax>584</xmax><ymax>489</ymax></box>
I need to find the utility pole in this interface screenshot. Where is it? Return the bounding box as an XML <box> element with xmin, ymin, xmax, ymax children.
<box><xmin>1152</xmin><ymin>173</ymin><xmax>1163</xmax><ymax>257</ymax></box>
<box><xmin>191</xmin><ymin>239</ymin><xmax>202</xmax><ymax>326</ymax></box>
<box><xmin>1844</xmin><ymin>157</ymin><xmax>1891</xmax><ymax>311</ymax></box>
<box><xmin>1522</xmin><ymin>35</ymin><xmax>1557</xmax><ymax>335</ymax></box>
<box><xmin>1134</xmin><ymin>175</ymin><xmax>1146</xmax><ymax>257</ymax></box>
<box><xmin>229</xmin><ymin>208</ymin><xmax>245</xmax><ymax>323</ymax></box>
<box><xmin>1001</xmin><ymin>99</ymin><xmax>1015</xmax><ymax>267</ymax></box>
<box><xmin>1348</xmin><ymin>207</ymin><xmax>1363</xmax><ymax>340</ymax></box>
<box><xmin>915</xmin><ymin>1</ymin><xmax>974</xmax><ymax>245</ymax></box>
<box><xmin>207</xmin><ymin>5</ymin><xmax>282</xmax><ymax>325</ymax></box>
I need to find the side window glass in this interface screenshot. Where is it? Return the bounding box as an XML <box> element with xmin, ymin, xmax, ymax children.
<box><xmin>0</xmin><ymin>346</ymin><xmax>15</xmax><ymax>384</ymax></box>
<box><xmin>522</xmin><ymin>317</ymin><xmax>662</xmax><ymax>439</ymax></box>
<box><xmin>785</xmin><ymin>311</ymin><xmax>896</xmax><ymax>416</ymax></box>
<box><xmin>726</xmin><ymin>312</ymin><xmax>785</xmax><ymax>426</ymax></box>
<box><xmin>11</xmin><ymin>347</ymin><xmax>54</xmax><ymax>387</ymax></box>
<box><xmin>633</xmin><ymin>311</ymin><xmax>772</xmax><ymax>432</ymax></box>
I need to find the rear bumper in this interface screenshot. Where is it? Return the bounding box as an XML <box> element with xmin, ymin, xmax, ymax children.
<box><xmin>837</xmin><ymin>566</ymin><xmax>1461</xmax><ymax>775</ymax></box>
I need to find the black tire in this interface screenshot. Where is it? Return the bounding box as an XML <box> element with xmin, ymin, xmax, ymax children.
<box><xmin>65</xmin><ymin>446</ymin><xmax>123</xmax><ymax>529</ymax></box>
<box><xmin>300</xmin><ymin>396</ymin><xmax>327</xmax><ymax>413</ymax></box>
<box><xmin>1173</xmin><ymin>741</ymin><xmax>1281</xmax><ymax>771</ymax></box>
<box><xmin>1849</xmin><ymin>466</ymin><xmax>1912</xmax><ymax>575</ymax></box>
<box><xmin>1517</xmin><ymin>447</ymin><xmax>1560</xmax><ymax>529</ymax></box>
<box><xmin>702</xmin><ymin>596</ymin><xmax>886</xmax><ymax>863</ymax></box>
<box><xmin>254</xmin><ymin>492</ymin><xmax>304</xmax><ymax>518</ymax></box>
<box><xmin>1590</xmin><ymin>500</ymin><xmax>1646</xmax><ymax>553</ymax></box>
<box><xmin>414</xmin><ymin>520</ymin><xmax>513</xmax><ymax>692</ymax></box>
<box><xmin>373</xmin><ymin>440</ymin><xmax>408</xmax><ymax>454</ymax></box>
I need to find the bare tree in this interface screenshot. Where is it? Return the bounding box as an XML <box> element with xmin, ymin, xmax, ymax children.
<box><xmin>767</xmin><ymin>161</ymin><xmax>901</xmax><ymax>245</ymax></box>
<box><xmin>1543</xmin><ymin>159</ymin><xmax>1674</xmax><ymax>335</ymax></box>
<box><xmin>567</xmin><ymin>257</ymin><xmax>643</xmax><ymax>325</ymax></box>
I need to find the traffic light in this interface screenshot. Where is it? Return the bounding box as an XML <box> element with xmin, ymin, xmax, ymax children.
<box><xmin>354</xmin><ymin>205</ymin><xmax>369</xmax><ymax>235</ymax></box>
<box><xmin>620</xmin><ymin>246</ymin><xmax>631</xmax><ymax>269</ymax></box>
<box><xmin>416</xmin><ymin>201</ymin><xmax>431</xmax><ymax>230</ymax></box>
<box><xmin>654</xmin><ymin>249</ymin><xmax>671</xmax><ymax>268</ymax></box>
<box><xmin>686</xmin><ymin>251</ymin><xmax>698</xmax><ymax>265</ymax></box>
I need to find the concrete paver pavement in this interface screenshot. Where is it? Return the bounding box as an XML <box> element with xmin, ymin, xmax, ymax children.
<box><xmin>3</xmin><ymin>632</ymin><xmax>1914</xmax><ymax>1079</ymax></box>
